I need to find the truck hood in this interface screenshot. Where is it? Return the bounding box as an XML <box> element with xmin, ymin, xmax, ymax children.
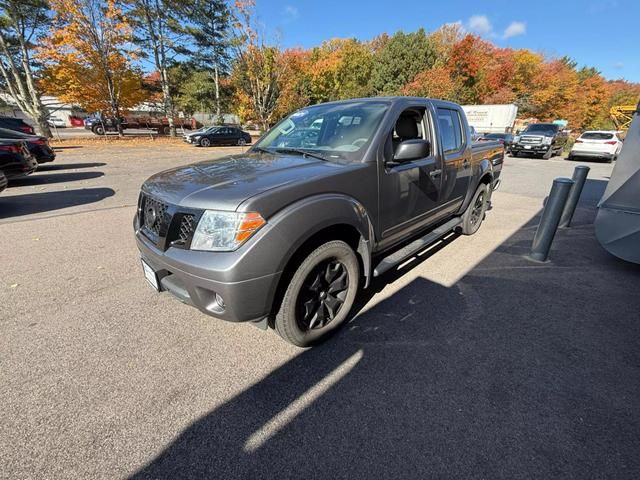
<box><xmin>142</xmin><ymin>152</ymin><xmax>347</xmax><ymax>211</ymax></box>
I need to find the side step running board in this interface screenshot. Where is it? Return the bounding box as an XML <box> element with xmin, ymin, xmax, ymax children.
<box><xmin>373</xmin><ymin>217</ymin><xmax>462</xmax><ymax>277</ymax></box>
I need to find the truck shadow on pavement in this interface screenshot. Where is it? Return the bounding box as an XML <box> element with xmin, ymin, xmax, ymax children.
<box><xmin>0</xmin><ymin>187</ymin><xmax>115</xmax><ymax>219</ymax></box>
<box><xmin>130</xmin><ymin>179</ymin><xmax>640</xmax><ymax>480</ymax></box>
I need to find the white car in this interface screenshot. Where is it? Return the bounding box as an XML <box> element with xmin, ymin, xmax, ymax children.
<box><xmin>47</xmin><ymin>116</ymin><xmax>66</xmax><ymax>128</ymax></box>
<box><xmin>568</xmin><ymin>130</ymin><xmax>622</xmax><ymax>163</ymax></box>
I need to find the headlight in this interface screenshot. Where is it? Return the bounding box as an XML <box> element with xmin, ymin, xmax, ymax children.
<box><xmin>542</xmin><ymin>136</ymin><xmax>553</xmax><ymax>145</ymax></box>
<box><xmin>191</xmin><ymin>210</ymin><xmax>266</xmax><ymax>251</ymax></box>
<box><xmin>514</xmin><ymin>136</ymin><xmax>520</xmax><ymax>143</ymax></box>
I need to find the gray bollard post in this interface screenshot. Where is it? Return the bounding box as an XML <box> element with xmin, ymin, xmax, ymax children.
<box><xmin>528</xmin><ymin>177</ymin><xmax>574</xmax><ymax>262</ymax></box>
<box><xmin>559</xmin><ymin>165</ymin><xmax>590</xmax><ymax>228</ymax></box>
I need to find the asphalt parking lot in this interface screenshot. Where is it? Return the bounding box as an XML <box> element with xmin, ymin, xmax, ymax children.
<box><xmin>2</xmin><ymin>146</ymin><xmax>639</xmax><ymax>479</ymax></box>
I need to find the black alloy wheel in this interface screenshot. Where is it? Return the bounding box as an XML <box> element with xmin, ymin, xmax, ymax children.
<box><xmin>469</xmin><ymin>189</ymin><xmax>486</xmax><ymax>227</ymax></box>
<box><xmin>274</xmin><ymin>240</ymin><xmax>360</xmax><ymax>347</ymax></box>
<box><xmin>296</xmin><ymin>258</ymin><xmax>349</xmax><ymax>331</ymax></box>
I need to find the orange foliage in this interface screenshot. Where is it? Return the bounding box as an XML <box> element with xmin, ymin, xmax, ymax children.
<box><xmin>38</xmin><ymin>0</ymin><xmax>147</xmax><ymax>115</ymax></box>
<box><xmin>402</xmin><ymin>66</ymin><xmax>456</xmax><ymax>100</ymax></box>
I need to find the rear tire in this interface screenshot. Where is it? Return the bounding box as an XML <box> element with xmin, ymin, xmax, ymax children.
<box><xmin>237</xmin><ymin>138</ymin><xmax>247</xmax><ymax>146</ymax></box>
<box><xmin>274</xmin><ymin>240</ymin><xmax>360</xmax><ymax>347</ymax></box>
<box><xmin>460</xmin><ymin>184</ymin><xmax>489</xmax><ymax>235</ymax></box>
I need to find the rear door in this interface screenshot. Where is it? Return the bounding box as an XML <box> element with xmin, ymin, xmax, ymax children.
<box><xmin>435</xmin><ymin>106</ymin><xmax>471</xmax><ymax>212</ymax></box>
<box><xmin>220</xmin><ymin>127</ymin><xmax>235</xmax><ymax>145</ymax></box>
<box><xmin>228</xmin><ymin>128</ymin><xmax>242</xmax><ymax>144</ymax></box>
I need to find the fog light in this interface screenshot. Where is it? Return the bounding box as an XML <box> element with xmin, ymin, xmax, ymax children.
<box><xmin>215</xmin><ymin>293</ymin><xmax>225</xmax><ymax>309</ymax></box>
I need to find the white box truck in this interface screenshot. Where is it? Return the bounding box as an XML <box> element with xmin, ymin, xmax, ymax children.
<box><xmin>462</xmin><ymin>104</ymin><xmax>518</xmax><ymax>134</ymax></box>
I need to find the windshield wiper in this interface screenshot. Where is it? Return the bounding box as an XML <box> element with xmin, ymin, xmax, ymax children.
<box><xmin>251</xmin><ymin>146</ymin><xmax>271</xmax><ymax>154</ymax></box>
<box><xmin>271</xmin><ymin>147</ymin><xmax>329</xmax><ymax>162</ymax></box>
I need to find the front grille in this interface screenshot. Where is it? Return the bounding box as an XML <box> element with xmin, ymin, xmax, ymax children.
<box><xmin>175</xmin><ymin>214</ymin><xmax>196</xmax><ymax>246</ymax></box>
<box><xmin>138</xmin><ymin>193</ymin><xmax>200</xmax><ymax>250</ymax></box>
<box><xmin>141</xmin><ymin>195</ymin><xmax>168</xmax><ymax>236</ymax></box>
<box><xmin>520</xmin><ymin>135</ymin><xmax>542</xmax><ymax>145</ymax></box>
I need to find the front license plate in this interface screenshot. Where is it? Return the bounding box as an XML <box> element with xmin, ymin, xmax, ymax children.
<box><xmin>141</xmin><ymin>259</ymin><xmax>159</xmax><ymax>291</ymax></box>
<box><xmin>524</xmin><ymin>145</ymin><xmax>532</xmax><ymax>149</ymax></box>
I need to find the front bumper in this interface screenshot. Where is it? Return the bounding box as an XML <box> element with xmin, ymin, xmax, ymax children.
<box><xmin>511</xmin><ymin>144</ymin><xmax>551</xmax><ymax>155</ymax></box>
<box><xmin>135</xmin><ymin>230</ymin><xmax>281</xmax><ymax>323</ymax></box>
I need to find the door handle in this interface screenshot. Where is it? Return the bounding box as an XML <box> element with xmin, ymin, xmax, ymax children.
<box><xmin>462</xmin><ymin>159</ymin><xmax>471</xmax><ymax>169</ymax></box>
<box><xmin>429</xmin><ymin>169</ymin><xmax>442</xmax><ymax>178</ymax></box>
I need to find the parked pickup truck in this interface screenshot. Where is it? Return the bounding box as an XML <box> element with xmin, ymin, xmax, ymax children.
<box><xmin>510</xmin><ymin>123</ymin><xmax>568</xmax><ymax>159</ymax></box>
<box><xmin>84</xmin><ymin>114</ymin><xmax>201</xmax><ymax>136</ymax></box>
<box><xmin>134</xmin><ymin>97</ymin><xmax>504</xmax><ymax>346</ymax></box>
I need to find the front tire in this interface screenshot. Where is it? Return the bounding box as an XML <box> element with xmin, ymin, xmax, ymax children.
<box><xmin>460</xmin><ymin>184</ymin><xmax>489</xmax><ymax>235</ymax></box>
<box><xmin>237</xmin><ymin>138</ymin><xmax>247</xmax><ymax>146</ymax></box>
<box><xmin>199</xmin><ymin>137</ymin><xmax>211</xmax><ymax>147</ymax></box>
<box><xmin>92</xmin><ymin>124</ymin><xmax>105</xmax><ymax>136</ymax></box>
<box><xmin>542</xmin><ymin>147</ymin><xmax>553</xmax><ymax>159</ymax></box>
<box><xmin>275</xmin><ymin>240</ymin><xmax>360</xmax><ymax>347</ymax></box>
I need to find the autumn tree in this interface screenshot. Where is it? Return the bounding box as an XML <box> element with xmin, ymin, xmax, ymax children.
<box><xmin>447</xmin><ymin>34</ymin><xmax>494</xmax><ymax>104</ymax></box>
<box><xmin>576</xmin><ymin>68</ymin><xmax>608</xmax><ymax>129</ymax></box>
<box><xmin>508</xmin><ymin>49</ymin><xmax>543</xmax><ymax>115</ymax></box>
<box><xmin>308</xmin><ymin>38</ymin><xmax>373</xmax><ymax>103</ymax></box>
<box><xmin>531</xmin><ymin>59</ymin><xmax>580</xmax><ymax>124</ymax></box>
<box><xmin>273</xmin><ymin>48</ymin><xmax>311</xmax><ymax>120</ymax></box>
<box><xmin>178</xmin><ymin>0</ymin><xmax>231</xmax><ymax>117</ymax></box>
<box><xmin>429</xmin><ymin>23</ymin><xmax>465</xmax><ymax>67</ymax></box>
<box><xmin>126</xmin><ymin>0</ymin><xmax>187</xmax><ymax>135</ymax></box>
<box><xmin>0</xmin><ymin>0</ymin><xmax>52</xmax><ymax>137</ymax></box>
<box><xmin>402</xmin><ymin>66</ymin><xmax>456</xmax><ymax>100</ymax></box>
<box><xmin>230</xmin><ymin>0</ymin><xmax>283</xmax><ymax>130</ymax></box>
<box><xmin>40</xmin><ymin>0</ymin><xmax>146</xmax><ymax>136</ymax></box>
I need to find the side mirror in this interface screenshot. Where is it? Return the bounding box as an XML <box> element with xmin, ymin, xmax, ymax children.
<box><xmin>393</xmin><ymin>139</ymin><xmax>430</xmax><ymax>162</ymax></box>
<box><xmin>516</xmin><ymin>129</ymin><xmax>521</xmax><ymax>135</ymax></box>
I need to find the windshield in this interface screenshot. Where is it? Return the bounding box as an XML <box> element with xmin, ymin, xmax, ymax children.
<box><xmin>581</xmin><ymin>132</ymin><xmax>614</xmax><ymax>140</ymax></box>
<box><xmin>523</xmin><ymin>124</ymin><xmax>559</xmax><ymax>134</ymax></box>
<box><xmin>253</xmin><ymin>101</ymin><xmax>389</xmax><ymax>162</ymax></box>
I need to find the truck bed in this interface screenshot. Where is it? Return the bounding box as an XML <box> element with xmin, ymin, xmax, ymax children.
<box><xmin>472</xmin><ymin>140</ymin><xmax>504</xmax><ymax>185</ymax></box>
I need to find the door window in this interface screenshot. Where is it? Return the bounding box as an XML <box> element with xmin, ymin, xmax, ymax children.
<box><xmin>437</xmin><ymin>108</ymin><xmax>464</xmax><ymax>153</ymax></box>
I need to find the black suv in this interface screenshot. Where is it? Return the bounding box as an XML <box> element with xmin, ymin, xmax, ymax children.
<box><xmin>0</xmin><ymin>116</ymin><xmax>35</xmax><ymax>135</ymax></box>
<box><xmin>511</xmin><ymin>123</ymin><xmax>568</xmax><ymax>159</ymax></box>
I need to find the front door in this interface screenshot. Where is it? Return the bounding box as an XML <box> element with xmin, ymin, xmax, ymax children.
<box><xmin>378</xmin><ymin>106</ymin><xmax>443</xmax><ymax>244</ymax></box>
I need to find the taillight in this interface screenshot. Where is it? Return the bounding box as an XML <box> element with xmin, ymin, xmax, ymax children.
<box><xmin>20</xmin><ymin>126</ymin><xmax>34</xmax><ymax>134</ymax></box>
<box><xmin>0</xmin><ymin>144</ymin><xmax>20</xmax><ymax>153</ymax></box>
<box><xmin>32</xmin><ymin>138</ymin><xmax>47</xmax><ymax>145</ymax></box>
<box><xmin>604</xmin><ymin>140</ymin><xmax>617</xmax><ymax>145</ymax></box>
<box><xmin>574</xmin><ymin>139</ymin><xmax>583</xmax><ymax>143</ymax></box>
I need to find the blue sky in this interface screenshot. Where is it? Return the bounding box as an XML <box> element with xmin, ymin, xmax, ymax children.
<box><xmin>255</xmin><ymin>0</ymin><xmax>639</xmax><ymax>82</ymax></box>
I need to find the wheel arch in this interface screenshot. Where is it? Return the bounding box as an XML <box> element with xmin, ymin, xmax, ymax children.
<box><xmin>263</xmin><ymin>195</ymin><xmax>375</xmax><ymax>324</ymax></box>
<box><xmin>461</xmin><ymin>158</ymin><xmax>494</xmax><ymax>212</ymax></box>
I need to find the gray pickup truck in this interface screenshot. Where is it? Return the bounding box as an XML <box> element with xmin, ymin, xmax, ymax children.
<box><xmin>134</xmin><ymin>97</ymin><xmax>504</xmax><ymax>346</ymax></box>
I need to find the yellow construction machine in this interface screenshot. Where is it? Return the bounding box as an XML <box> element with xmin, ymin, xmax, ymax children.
<box><xmin>610</xmin><ymin>105</ymin><xmax>638</xmax><ymax>131</ymax></box>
